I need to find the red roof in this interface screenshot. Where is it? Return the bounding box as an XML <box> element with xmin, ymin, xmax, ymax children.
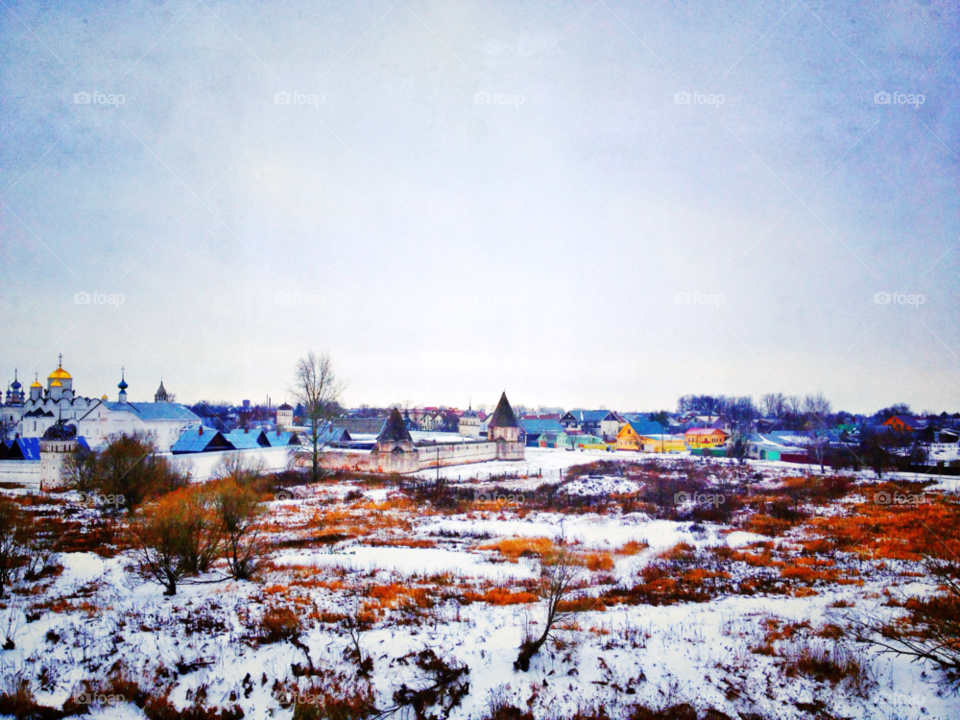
<box><xmin>685</xmin><ymin>428</ymin><xmax>727</xmax><ymax>436</ymax></box>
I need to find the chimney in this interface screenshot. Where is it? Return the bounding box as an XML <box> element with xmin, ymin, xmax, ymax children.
<box><xmin>198</xmin><ymin>426</ymin><xmax>203</xmax><ymax>436</ymax></box>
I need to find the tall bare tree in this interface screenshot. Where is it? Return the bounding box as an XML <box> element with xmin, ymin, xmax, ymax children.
<box><xmin>291</xmin><ymin>351</ymin><xmax>344</xmax><ymax>483</ymax></box>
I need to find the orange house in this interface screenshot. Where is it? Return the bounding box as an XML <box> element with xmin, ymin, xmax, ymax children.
<box><xmin>684</xmin><ymin>428</ymin><xmax>729</xmax><ymax>449</ymax></box>
<box><xmin>883</xmin><ymin>415</ymin><xmax>923</xmax><ymax>432</ymax></box>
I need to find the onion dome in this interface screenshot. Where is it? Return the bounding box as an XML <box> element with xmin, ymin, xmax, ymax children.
<box><xmin>50</xmin><ymin>380</ymin><xmax>63</xmax><ymax>387</ymax></box>
<box><xmin>101</xmin><ymin>394</ymin><xmax>108</xmax><ymax>400</ymax></box>
<box><xmin>48</xmin><ymin>355</ymin><xmax>71</xmax><ymax>380</ymax></box>
<box><xmin>42</xmin><ymin>419</ymin><xmax>77</xmax><ymax>441</ymax></box>
<box><xmin>31</xmin><ymin>380</ymin><xmax>42</xmax><ymax>389</ymax></box>
<box><xmin>118</xmin><ymin>367</ymin><xmax>128</xmax><ymax>391</ymax></box>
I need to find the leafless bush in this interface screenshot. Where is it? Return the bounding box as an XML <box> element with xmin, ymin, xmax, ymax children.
<box><xmin>515</xmin><ymin>533</ymin><xmax>582</xmax><ymax>671</ymax></box>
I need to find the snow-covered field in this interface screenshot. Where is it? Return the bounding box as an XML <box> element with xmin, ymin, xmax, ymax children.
<box><xmin>1</xmin><ymin>450</ymin><xmax>958</xmax><ymax>719</ymax></box>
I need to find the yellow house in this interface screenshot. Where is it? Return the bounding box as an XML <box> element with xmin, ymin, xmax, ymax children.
<box><xmin>642</xmin><ymin>434</ymin><xmax>687</xmax><ymax>453</ymax></box>
<box><xmin>684</xmin><ymin>428</ymin><xmax>729</xmax><ymax>449</ymax></box>
<box><xmin>616</xmin><ymin>424</ymin><xmax>685</xmax><ymax>452</ymax></box>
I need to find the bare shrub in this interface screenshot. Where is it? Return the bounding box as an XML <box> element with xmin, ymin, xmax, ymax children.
<box><xmin>515</xmin><ymin>535</ymin><xmax>582</xmax><ymax>671</ymax></box>
<box><xmin>853</xmin><ymin>556</ymin><xmax>960</xmax><ymax>689</ymax></box>
<box><xmin>212</xmin><ymin>478</ymin><xmax>266</xmax><ymax>580</ymax></box>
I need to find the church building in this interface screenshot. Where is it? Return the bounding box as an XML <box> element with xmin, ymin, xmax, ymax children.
<box><xmin>6</xmin><ymin>355</ymin><xmax>199</xmax><ymax>452</ymax></box>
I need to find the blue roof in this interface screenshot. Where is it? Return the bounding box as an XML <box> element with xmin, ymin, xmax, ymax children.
<box><xmin>624</xmin><ymin>418</ymin><xmax>665</xmax><ymax>436</ymax></box>
<box><xmin>264</xmin><ymin>430</ymin><xmax>300</xmax><ymax>447</ymax></box>
<box><xmin>84</xmin><ymin>401</ymin><xmax>200</xmax><ymax>423</ymax></box>
<box><xmin>519</xmin><ymin>418</ymin><xmax>565</xmax><ymax>435</ymax></box>
<box><xmin>563</xmin><ymin>409</ymin><xmax>616</xmax><ymax>423</ymax></box>
<box><xmin>224</xmin><ymin>429</ymin><xmax>269</xmax><ymax>449</ymax></box>
<box><xmin>7</xmin><ymin>437</ymin><xmax>41</xmax><ymax>460</ymax></box>
<box><xmin>171</xmin><ymin>426</ymin><xmax>234</xmax><ymax>453</ymax></box>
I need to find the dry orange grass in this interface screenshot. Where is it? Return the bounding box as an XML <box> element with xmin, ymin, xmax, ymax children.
<box><xmin>615</xmin><ymin>540</ymin><xmax>648</xmax><ymax>556</ymax></box>
<box><xmin>809</xmin><ymin>496</ymin><xmax>960</xmax><ymax>561</ymax></box>
<box><xmin>462</xmin><ymin>588</ymin><xmax>539</xmax><ymax>606</ymax></box>
<box><xmin>583</xmin><ymin>552</ymin><xmax>614</xmax><ymax>572</ymax></box>
<box><xmin>480</xmin><ymin>537</ymin><xmax>554</xmax><ymax>562</ymax></box>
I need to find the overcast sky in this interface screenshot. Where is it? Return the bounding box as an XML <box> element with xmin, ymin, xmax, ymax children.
<box><xmin>1</xmin><ymin>0</ymin><xmax>957</xmax><ymax>414</ymax></box>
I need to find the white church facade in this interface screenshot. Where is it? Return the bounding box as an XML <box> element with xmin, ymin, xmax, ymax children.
<box><xmin>5</xmin><ymin>356</ymin><xmax>199</xmax><ymax>452</ymax></box>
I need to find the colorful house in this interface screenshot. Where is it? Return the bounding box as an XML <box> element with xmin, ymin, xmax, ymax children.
<box><xmin>616</xmin><ymin>423</ymin><xmax>684</xmax><ymax>452</ymax></box>
<box><xmin>642</xmin><ymin>434</ymin><xmax>687</xmax><ymax>453</ymax></box>
<box><xmin>883</xmin><ymin>415</ymin><xmax>925</xmax><ymax>432</ymax></box>
<box><xmin>684</xmin><ymin>428</ymin><xmax>729</xmax><ymax>449</ymax></box>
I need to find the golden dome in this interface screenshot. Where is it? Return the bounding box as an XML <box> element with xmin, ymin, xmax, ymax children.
<box><xmin>31</xmin><ymin>380</ymin><xmax>42</xmax><ymax>388</ymax></box>
<box><xmin>50</xmin><ymin>380</ymin><xmax>63</xmax><ymax>387</ymax></box>
<box><xmin>101</xmin><ymin>394</ymin><xmax>108</xmax><ymax>400</ymax></box>
<box><xmin>48</xmin><ymin>368</ymin><xmax>72</xmax><ymax>380</ymax></box>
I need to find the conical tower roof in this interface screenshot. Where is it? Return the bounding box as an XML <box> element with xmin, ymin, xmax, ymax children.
<box><xmin>378</xmin><ymin>408</ymin><xmax>413</xmax><ymax>442</ymax></box>
<box><xmin>487</xmin><ymin>392</ymin><xmax>519</xmax><ymax>429</ymax></box>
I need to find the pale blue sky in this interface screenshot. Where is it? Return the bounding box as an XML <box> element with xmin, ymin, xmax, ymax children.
<box><xmin>1</xmin><ymin>0</ymin><xmax>957</xmax><ymax>413</ymax></box>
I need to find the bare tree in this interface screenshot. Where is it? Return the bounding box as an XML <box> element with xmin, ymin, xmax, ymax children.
<box><xmin>761</xmin><ymin>392</ymin><xmax>787</xmax><ymax>418</ymax></box>
<box><xmin>515</xmin><ymin>535</ymin><xmax>582</xmax><ymax>671</ymax></box>
<box><xmin>291</xmin><ymin>351</ymin><xmax>345</xmax><ymax>484</ymax></box>
<box><xmin>802</xmin><ymin>393</ymin><xmax>833</xmax><ymax>430</ymax></box>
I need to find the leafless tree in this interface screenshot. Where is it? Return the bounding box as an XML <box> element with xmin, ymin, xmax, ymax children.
<box><xmin>761</xmin><ymin>392</ymin><xmax>787</xmax><ymax>418</ymax></box>
<box><xmin>802</xmin><ymin>393</ymin><xmax>833</xmax><ymax>429</ymax></box>
<box><xmin>291</xmin><ymin>351</ymin><xmax>345</xmax><ymax>484</ymax></box>
<box><xmin>515</xmin><ymin>533</ymin><xmax>582</xmax><ymax>671</ymax></box>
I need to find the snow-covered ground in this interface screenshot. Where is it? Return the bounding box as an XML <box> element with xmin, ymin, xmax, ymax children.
<box><xmin>2</xmin><ymin>451</ymin><xmax>959</xmax><ymax>720</ymax></box>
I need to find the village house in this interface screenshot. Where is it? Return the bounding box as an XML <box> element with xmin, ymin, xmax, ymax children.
<box><xmin>685</xmin><ymin>427</ymin><xmax>729</xmax><ymax>449</ymax></box>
